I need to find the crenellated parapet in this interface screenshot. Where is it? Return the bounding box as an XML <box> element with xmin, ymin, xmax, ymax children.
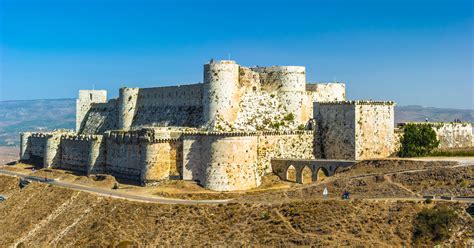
<box><xmin>61</xmin><ymin>134</ymin><xmax>103</xmax><ymax>141</ymax></box>
<box><xmin>318</xmin><ymin>100</ymin><xmax>395</xmax><ymax>105</ymax></box>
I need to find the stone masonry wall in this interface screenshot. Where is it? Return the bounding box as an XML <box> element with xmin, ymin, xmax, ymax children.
<box><xmin>76</xmin><ymin>90</ymin><xmax>107</xmax><ymax>132</ymax></box>
<box><xmin>257</xmin><ymin>132</ymin><xmax>315</xmax><ymax>175</ymax></box>
<box><xmin>314</xmin><ymin>101</ymin><xmax>395</xmax><ymax>160</ymax></box>
<box><xmin>59</xmin><ymin>135</ymin><xmax>106</xmax><ymax>174</ymax></box>
<box><xmin>132</xmin><ymin>84</ymin><xmax>203</xmax><ymax>128</ymax></box>
<box><xmin>79</xmin><ymin>100</ymin><xmax>119</xmax><ymax>134</ymax></box>
<box><xmin>395</xmin><ymin>122</ymin><xmax>473</xmax><ymax>150</ymax></box>
<box><xmin>306</xmin><ymin>83</ymin><xmax>346</xmax><ymax>102</ymax></box>
<box><xmin>77</xmin><ymin>61</ymin><xmax>346</xmax><ymax>135</ymax></box>
<box><xmin>314</xmin><ymin>102</ymin><xmax>356</xmax><ymax>160</ymax></box>
<box><xmin>181</xmin><ymin>135</ymin><xmax>258</xmax><ymax>191</ymax></box>
<box><xmin>432</xmin><ymin>122</ymin><xmax>473</xmax><ymax>148</ymax></box>
<box><xmin>354</xmin><ymin>102</ymin><xmax>395</xmax><ymax>160</ymax></box>
<box><xmin>181</xmin><ymin>131</ymin><xmax>315</xmax><ymax>191</ymax></box>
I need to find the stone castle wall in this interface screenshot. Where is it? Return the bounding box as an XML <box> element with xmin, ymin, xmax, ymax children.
<box><xmin>76</xmin><ymin>61</ymin><xmax>346</xmax><ymax>134</ymax></box>
<box><xmin>59</xmin><ymin>135</ymin><xmax>106</xmax><ymax>174</ymax></box>
<box><xmin>314</xmin><ymin>102</ymin><xmax>356</xmax><ymax>159</ymax></box>
<box><xmin>431</xmin><ymin>122</ymin><xmax>473</xmax><ymax>148</ymax></box>
<box><xmin>21</xmin><ymin>129</ymin><xmax>314</xmax><ymax>191</ymax></box>
<box><xmin>396</xmin><ymin>122</ymin><xmax>473</xmax><ymax>149</ymax></box>
<box><xmin>79</xmin><ymin>99</ymin><xmax>119</xmax><ymax>134</ymax></box>
<box><xmin>76</xmin><ymin>90</ymin><xmax>107</xmax><ymax>133</ymax></box>
<box><xmin>314</xmin><ymin>101</ymin><xmax>395</xmax><ymax>160</ymax></box>
<box><xmin>181</xmin><ymin>131</ymin><xmax>315</xmax><ymax>191</ymax></box>
<box><xmin>132</xmin><ymin>84</ymin><xmax>204</xmax><ymax>128</ymax></box>
<box><xmin>306</xmin><ymin>83</ymin><xmax>346</xmax><ymax>102</ymax></box>
<box><xmin>355</xmin><ymin>102</ymin><xmax>395</xmax><ymax>159</ymax></box>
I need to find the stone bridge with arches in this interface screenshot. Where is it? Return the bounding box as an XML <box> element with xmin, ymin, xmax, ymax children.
<box><xmin>271</xmin><ymin>158</ymin><xmax>357</xmax><ymax>184</ymax></box>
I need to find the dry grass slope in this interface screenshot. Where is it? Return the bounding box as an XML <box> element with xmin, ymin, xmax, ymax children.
<box><xmin>0</xmin><ymin>174</ymin><xmax>472</xmax><ymax>247</ymax></box>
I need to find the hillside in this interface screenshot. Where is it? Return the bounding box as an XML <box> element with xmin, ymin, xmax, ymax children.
<box><xmin>0</xmin><ymin>99</ymin><xmax>75</xmax><ymax>146</ymax></box>
<box><xmin>0</xmin><ymin>159</ymin><xmax>472</xmax><ymax>246</ymax></box>
<box><xmin>0</xmin><ymin>99</ymin><xmax>472</xmax><ymax>146</ymax></box>
<box><xmin>395</xmin><ymin>105</ymin><xmax>474</xmax><ymax>124</ymax></box>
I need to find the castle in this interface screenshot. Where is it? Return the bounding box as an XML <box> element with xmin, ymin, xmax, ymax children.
<box><xmin>19</xmin><ymin>60</ymin><xmax>473</xmax><ymax>191</ymax></box>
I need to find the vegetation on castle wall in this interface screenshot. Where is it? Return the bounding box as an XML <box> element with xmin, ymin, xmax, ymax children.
<box><xmin>399</xmin><ymin>124</ymin><xmax>439</xmax><ymax>157</ymax></box>
<box><xmin>412</xmin><ymin>207</ymin><xmax>457</xmax><ymax>246</ymax></box>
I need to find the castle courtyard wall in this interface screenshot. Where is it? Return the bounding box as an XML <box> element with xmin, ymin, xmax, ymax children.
<box><xmin>432</xmin><ymin>122</ymin><xmax>473</xmax><ymax>148</ymax></box>
<box><xmin>395</xmin><ymin>122</ymin><xmax>473</xmax><ymax>150</ymax></box>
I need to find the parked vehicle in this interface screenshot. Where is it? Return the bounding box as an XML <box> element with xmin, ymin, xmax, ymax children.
<box><xmin>0</xmin><ymin>195</ymin><xmax>6</xmax><ymax>202</ymax></box>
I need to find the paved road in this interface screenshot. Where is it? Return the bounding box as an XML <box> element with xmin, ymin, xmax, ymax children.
<box><xmin>1</xmin><ymin>157</ymin><xmax>473</xmax><ymax>205</ymax></box>
<box><xmin>363</xmin><ymin>197</ymin><xmax>474</xmax><ymax>203</ymax></box>
<box><xmin>0</xmin><ymin>169</ymin><xmax>233</xmax><ymax>205</ymax></box>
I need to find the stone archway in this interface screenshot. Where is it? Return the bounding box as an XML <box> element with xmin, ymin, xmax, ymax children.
<box><xmin>301</xmin><ymin>166</ymin><xmax>312</xmax><ymax>184</ymax></box>
<box><xmin>286</xmin><ymin>165</ymin><xmax>296</xmax><ymax>182</ymax></box>
<box><xmin>316</xmin><ymin>167</ymin><xmax>329</xmax><ymax>182</ymax></box>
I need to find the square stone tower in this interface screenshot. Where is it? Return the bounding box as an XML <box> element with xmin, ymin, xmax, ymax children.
<box><xmin>76</xmin><ymin>90</ymin><xmax>107</xmax><ymax>132</ymax></box>
<box><xmin>314</xmin><ymin>100</ymin><xmax>395</xmax><ymax>160</ymax></box>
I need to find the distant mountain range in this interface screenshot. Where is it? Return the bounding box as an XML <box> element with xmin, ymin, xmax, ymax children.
<box><xmin>0</xmin><ymin>99</ymin><xmax>472</xmax><ymax>146</ymax></box>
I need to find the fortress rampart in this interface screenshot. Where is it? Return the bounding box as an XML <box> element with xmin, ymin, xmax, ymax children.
<box><xmin>76</xmin><ymin>60</ymin><xmax>346</xmax><ymax>134</ymax></box>
<box><xmin>314</xmin><ymin>101</ymin><xmax>396</xmax><ymax>160</ymax></box>
<box><xmin>396</xmin><ymin>122</ymin><xmax>473</xmax><ymax>149</ymax></box>
<box><xmin>20</xmin><ymin>59</ymin><xmax>473</xmax><ymax>191</ymax></box>
<box><xmin>21</xmin><ymin>129</ymin><xmax>314</xmax><ymax>190</ymax></box>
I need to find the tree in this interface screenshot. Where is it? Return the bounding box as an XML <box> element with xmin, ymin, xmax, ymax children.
<box><xmin>399</xmin><ymin>123</ymin><xmax>439</xmax><ymax>157</ymax></box>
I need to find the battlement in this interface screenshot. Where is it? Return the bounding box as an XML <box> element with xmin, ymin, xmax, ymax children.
<box><xmin>207</xmin><ymin>59</ymin><xmax>236</xmax><ymax>65</ymax></box>
<box><xmin>61</xmin><ymin>134</ymin><xmax>103</xmax><ymax>141</ymax></box>
<box><xmin>318</xmin><ymin>100</ymin><xmax>395</xmax><ymax>106</ymax></box>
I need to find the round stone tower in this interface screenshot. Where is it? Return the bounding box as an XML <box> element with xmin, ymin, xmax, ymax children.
<box><xmin>252</xmin><ymin>66</ymin><xmax>307</xmax><ymax>123</ymax></box>
<box><xmin>118</xmin><ymin>87</ymin><xmax>139</xmax><ymax>130</ymax></box>
<box><xmin>251</xmin><ymin>66</ymin><xmax>306</xmax><ymax>92</ymax></box>
<box><xmin>203</xmin><ymin>60</ymin><xmax>240</xmax><ymax>129</ymax></box>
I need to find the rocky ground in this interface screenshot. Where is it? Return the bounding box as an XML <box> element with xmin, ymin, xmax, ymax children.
<box><xmin>0</xmin><ymin>155</ymin><xmax>473</xmax><ymax>246</ymax></box>
<box><xmin>0</xmin><ymin>175</ymin><xmax>472</xmax><ymax>247</ymax></box>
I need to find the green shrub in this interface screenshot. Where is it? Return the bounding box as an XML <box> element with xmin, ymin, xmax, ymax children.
<box><xmin>413</xmin><ymin>207</ymin><xmax>457</xmax><ymax>245</ymax></box>
<box><xmin>429</xmin><ymin>150</ymin><xmax>474</xmax><ymax>157</ymax></box>
<box><xmin>283</xmin><ymin>113</ymin><xmax>295</xmax><ymax>122</ymax></box>
<box><xmin>399</xmin><ymin>124</ymin><xmax>439</xmax><ymax>157</ymax></box>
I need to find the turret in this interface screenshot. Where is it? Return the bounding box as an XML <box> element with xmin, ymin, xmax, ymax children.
<box><xmin>202</xmin><ymin>60</ymin><xmax>240</xmax><ymax>129</ymax></box>
<box><xmin>251</xmin><ymin>66</ymin><xmax>306</xmax><ymax>92</ymax></box>
<box><xmin>252</xmin><ymin>66</ymin><xmax>307</xmax><ymax>123</ymax></box>
<box><xmin>118</xmin><ymin>87</ymin><xmax>139</xmax><ymax>130</ymax></box>
<box><xmin>76</xmin><ymin>90</ymin><xmax>107</xmax><ymax>133</ymax></box>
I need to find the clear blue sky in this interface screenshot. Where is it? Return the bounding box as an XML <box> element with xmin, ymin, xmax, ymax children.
<box><xmin>0</xmin><ymin>0</ymin><xmax>472</xmax><ymax>109</ymax></box>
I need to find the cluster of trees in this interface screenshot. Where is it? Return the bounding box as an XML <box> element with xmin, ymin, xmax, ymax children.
<box><xmin>399</xmin><ymin>123</ymin><xmax>439</xmax><ymax>157</ymax></box>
